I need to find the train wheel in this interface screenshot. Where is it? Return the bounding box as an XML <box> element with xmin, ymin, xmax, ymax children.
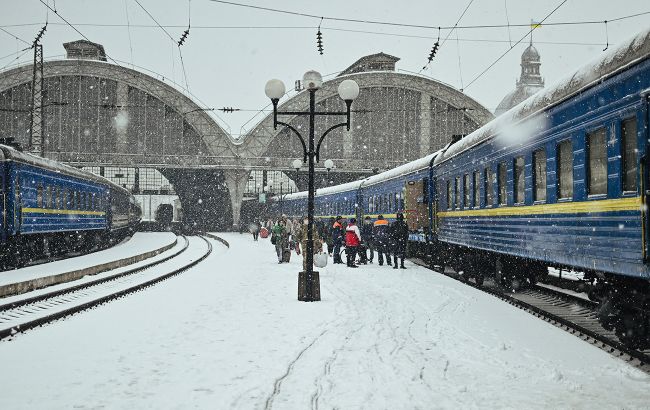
<box><xmin>615</xmin><ymin>308</ymin><xmax>648</xmax><ymax>349</ymax></box>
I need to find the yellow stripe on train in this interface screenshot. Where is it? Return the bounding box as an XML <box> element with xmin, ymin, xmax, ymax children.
<box><xmin>22</xmin><ymin>208</ymin><xmax>106</xmax><ymax>216</ymax></box>
<box><xmin>437</xmin><ymin>196</ymin><xmax>642</xmax><ymax>218</ymax></box>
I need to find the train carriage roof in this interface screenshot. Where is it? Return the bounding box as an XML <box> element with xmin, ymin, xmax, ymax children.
<box><xmin>279</xmin><ymin>150</ymin><xmax>443</xmax><ymax>201</ymax></box>
<box><xmin>434</xmin><ymin>26</ymin><xmax>650</xmax><ymax>166</ymax></box>
<box><xmin>0</xmin><ymin>144</ymin><xmax>129</xmax><ymax>194</ymax></box>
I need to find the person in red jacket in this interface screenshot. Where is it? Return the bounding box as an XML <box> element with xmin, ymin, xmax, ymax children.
<box><xmin>345</xmin><ymin>218</ymin><xmax>362</xmax><ymax>268</ymax></box>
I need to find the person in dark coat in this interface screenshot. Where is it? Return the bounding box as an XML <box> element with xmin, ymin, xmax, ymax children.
<box><xmin>390</xmin><ymin>213</ymin><xmax>409</xmax><ymax>269</ymax></box>
<box><xmin>359</xmin><ymin>216</ymin><xmax>374</xmax><ymax>264</ymax></box>
<box><xmin>323</xmin><ymin>217</ymin><xmax>334</xmax><ymax>256</ymax></box>
<box><xmin>372</xmin><ymin>215</ymin><xmax>391</xmax><ymax>266</ymax></box>
<box><xmin>331</xmin><ymin>216</ymin><xmax>344</xmax><ymax>264</ymax></box>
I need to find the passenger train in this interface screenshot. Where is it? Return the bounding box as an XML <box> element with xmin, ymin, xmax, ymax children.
<box><xmin>0</xmin><ymin>144</ymin><xmax>141</xmax><ymax>269</ymax></box>
<box><xmin>272</xmin><ymin>27</ymin><xmax>650</xmax><ymax>347</ymax></box>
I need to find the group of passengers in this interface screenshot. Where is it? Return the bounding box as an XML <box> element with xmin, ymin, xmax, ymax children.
<box><xmin>329</xmin><ymin>214</ymin><xmax>408</xmax><ymax>269</ymax></box>
<box><xmin>260</xmin><ymin>213</ymin><xmax>408</xmax><ymax>270</ymax></box>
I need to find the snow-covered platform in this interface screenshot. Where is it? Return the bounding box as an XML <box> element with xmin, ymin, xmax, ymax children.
<box><xmin>0</xmin><ymin>232</ymin><xmax>647</xmax><ymax>409</ymax></box>
<box><xmin>0</xmin><ymin>232</ymin><xmax>177</xmax><ymax>298</ymax></box>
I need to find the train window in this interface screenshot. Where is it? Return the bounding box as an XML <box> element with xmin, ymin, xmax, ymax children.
<box><xmin>422</xmin><ymin>178</ymin><xmax>429</xmax><ymax>204</ymax></box>
<box><xmin>621</xmin><ymin>117</ymin><xmax>638</xmax><ymax>192</ymax></box>
<box><xmin>447</xmin><ymin>180</ymin><xmax>452</xmax><ymax>210</ymax></box>
<box><xmin>473</xmin><ymin>171</ymin><xmax>480</xmax><ymax>208</ymax></box>
<box><xmin>463</xmin><ymin>174</ymin><xmax>470</xmax><ymax>208</ymax></box>
<box><xmin>533</xmin><ymin>149</ymin><xmax>547</xmax><ymax>202</ymax></box>
<box><xmin>46</xmin><ymin>186</ymin><xmax>52</xmax><ymax>208</ymax></box>
<box><xmin>514</xmin><ymin>157</ymin><xmax>525</xmax><ymax>204</ymax></box>
<box><xmin>557</xmin><ymin>139</ymin><xmax>573</xmax><ymax>199</ymax></box>
<box><xmin>485</xmin><ymin>168</ymin><xmax>494</xmax><ymax>207</ymax></box>
<box><xmin>587</xmin><ymin>128</ymin><xmax>607</xmax><ymax>196</ymax></box>
<box><xmin>498</xmin><ymin>162</ymin><xmax>507</xmax><ymax>205</ymax></box>
<box><xmin>37</xmin><ymin>184</ymin><xmax>43</xmax><ymax>208</ymax></box>
<box><xmin>455</xmin><ymin>177</ymin><xmax>461</xmax><ymax>209</ymax></box>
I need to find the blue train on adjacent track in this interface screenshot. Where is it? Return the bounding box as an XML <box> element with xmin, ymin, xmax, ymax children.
<box><xmin>0</xmin><ymin>144</ymin><xmax>141</xmax><ymax>268</ymax></box>
<box><xmin>272</xmin><ymin>27</ymin><xmax>650</xmax><ymax>347</ymax></box>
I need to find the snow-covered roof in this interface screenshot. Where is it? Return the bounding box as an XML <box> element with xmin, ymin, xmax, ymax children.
<box><xmin>0</xmin><ymin>144</ymin><xmax>129</xmax><ymax>194</ymax></box>
<box><xmin>362</xmin><ymin>151</ymin><xmax>441</xmax><ymax>187</ymax></box>
<box><xmin>278</xmin><ymin>150</ymin><xmax>442</xmax><ymax>201</ymax></box>
<box><xmin>435</xmin><ymin>26</ymin><xmax>650</xmax><ymax>166</ymax></box>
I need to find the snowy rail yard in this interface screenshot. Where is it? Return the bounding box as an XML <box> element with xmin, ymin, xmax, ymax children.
<box><xmin>0</xmin><ymin>233</ymin><xmax>647</xmax><ymax>409</ymax></box>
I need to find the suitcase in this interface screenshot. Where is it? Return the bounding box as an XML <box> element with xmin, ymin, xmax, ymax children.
<box><xmin>282</xmin><ymin>249</ymin><xmax>291</xmax><ymax>263</ymax></box>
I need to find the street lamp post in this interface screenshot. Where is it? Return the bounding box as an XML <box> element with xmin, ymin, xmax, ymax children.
<box><xmin>266</xmin><ymin>71</ymin><xmax>359</xmax><ymax>302</ymax></box>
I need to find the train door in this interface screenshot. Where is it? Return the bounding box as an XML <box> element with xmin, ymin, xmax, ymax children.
<box><xmin>13</xmin><ymin>169</ymin><xmax>22</xmax><ymax>234</ymax></box>
<box><xmin>429</xmin><ymin>177</ymin><xmax>438</xmax><ymax>237</ymax></box>
<box><xmin>404</xmin><ymin>179</ymin><xmax>428</xmax><ymax>232</ymax></box>
<box><xmin>637</xmin><ymin>94</ymin><xmax>650</xmax><ymax>263</ymax></box>
<box><xmin>0</xmin><ymin>149</ymin><xmax>5</xmax><ymax>242</ymax></box>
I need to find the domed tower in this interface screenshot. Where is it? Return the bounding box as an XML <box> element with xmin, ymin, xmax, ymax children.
<box><xmin>495</xmin><ymin>41</ymin><xmax>545</xmax><ymax>116</ymax></box>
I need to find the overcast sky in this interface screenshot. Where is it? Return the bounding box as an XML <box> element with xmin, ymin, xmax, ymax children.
<box><xmin>1</xmin><ymin>0</ymin><xmax>648</xmax><ymax>138</ymax></box>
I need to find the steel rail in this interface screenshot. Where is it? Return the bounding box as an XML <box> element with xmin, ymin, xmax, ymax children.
<box><xmin>0</xmin><ymin>235</ymin><xmax>214</xmax><ymax>341</ymax></box>
<box><xmin>411</xmin><ymin>259</ymin><xmax>650</xmax><ymax>372</ymax></box>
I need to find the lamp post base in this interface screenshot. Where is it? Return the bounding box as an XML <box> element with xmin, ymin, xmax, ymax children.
<box><xmin>298</xmin><ymin>271</ymin><xmax>321</xmax><ymax>301</ymax></box>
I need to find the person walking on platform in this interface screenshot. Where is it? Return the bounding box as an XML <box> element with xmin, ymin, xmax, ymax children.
<box><xmin>271</xmin><ymin>220</ymin><xmax>289</xmax><ymax>263</ymax></box>
<box><xmin>299</xmin><ymin>217</ymin><xmax>323</xmax><ymax>271</ymax></box>
<box><xmin>332</xmin><ymin>216</ymin><xmax>344</xmax><ymax>264</ymax></box>
<box><xmin>251</xmin><ymin>220</ymin><xmax>261</xmax><ymax>241</ymax></box>
<box><xmin>373</xmin><ymin>215</ymin><xmax>391</xmax><ymax>266</ymax></box>
<box><xmin>291</xmin><ymin>218</ymin><xmax>302</xmax><ymax>254</ymax></box>
<box><xmin>390</xmin><ymin>213</ymin><xmax>409</xmax><ymax>269</ymax></box>
<box><xmin>359</xmin><ymin>216</ymin><xmax>374</xmax><ymax>264</ymax></box>
<box><xmin>323</xmin><ymin>217</ymin><xmax>334</xmax><ymax>256</ymax></box>
<box><xmin>345</xmin><ymin>218</ymin><xmax>362</xmax><ymax>268</ymax></box>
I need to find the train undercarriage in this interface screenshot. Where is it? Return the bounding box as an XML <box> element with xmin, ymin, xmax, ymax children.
<box><xmin>0</xmin><ymin>229</ymin><xmax>132</xmax><ymax>270</ymax></box>
<box><xmin>415</xmin><ymin>240</ymin><xmax>650</xmax><ymax>349</ymax></box>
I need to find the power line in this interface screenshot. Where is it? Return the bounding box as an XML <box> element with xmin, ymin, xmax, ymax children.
<box><xmin>3</xmin><ymin>10</ymin><xmax>649</xmax><ymax>31</ymax></box>
<box><xmin>207</xmin><ymin>1</ymin><xmax>649</xmax><ymax>31</ymax></box>
<box><xmin>0</xmin><ymin>26</ymin><xmax>31</xmax><ymax>46</ymax></box>
<box><xmin>465</xmin><ymin>0</ymin><xmax>569</xmax><ymax>90</ymax></box>
<box><xmin>133</xmin><ymin>0</ymin><xmax>176</xmax><ymax>43</ymax></box>
<box><xmin>422</xmin><ymin>0</ymin><xmax>475</xmax><ymax>72</ymax></box>
<box><xmin>133</xmin><ymin>0</ymin><xmax>191</xmax><ymax>90</ymax></box>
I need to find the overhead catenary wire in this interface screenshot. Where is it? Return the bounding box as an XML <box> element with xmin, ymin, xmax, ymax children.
<box><xmin>207</xmin><ymin>0</ymin><xmax>649</xmax><ymax>31</ymax></box>
<box><xmin>0</xmin><ymin>27</ymin><xmax>32</xmax><ymax>46</ymax></box>
<box><xmin>124</xmin><ymin>0</ymin><xmax>135</xmax><ymax>68</ymax></box>
<box><xmin>422</xmin><ymin>0</ymin><xmax>474</xmax><ymax>72</ymax></box>
<box><xmin>465</xmin><ymin>0</ymin><xmax>568</xmax><ymax>90</ymax></box>
<box><xmin>133</xmin><ymin>0</ymin><xmax>190</xmax><ymax>90</ymax></box>
<box><xmin>2</xmin><ymin>9</ymin><xmax>649</xmax><ymax>32</ymax></box>
<box><xmin>504</xmin><ymin>0</ymin><xmax>512</xmax><ymax>47</ymax></box>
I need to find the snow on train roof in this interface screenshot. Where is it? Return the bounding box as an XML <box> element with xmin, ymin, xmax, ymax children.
<box><xmin>434</xmin><ymin>26</ymin><xmax>650</xmax><ymax>166</ymax></box>
<box><xmin>0</xmin><ymin>144</ymin><xmax>129</xmax><ymax>193</ymax></box>
<box><xmin>279</xmin><ymin>150</ymin><xmax>441</xmax><ymax>201</ymax></box>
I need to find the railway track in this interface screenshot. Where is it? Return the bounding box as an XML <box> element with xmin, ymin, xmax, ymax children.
<box><xmin>0</xmin><ymin>235</ymin><xmax>214</xmax><ymax>341</ymax></box>
<box><xmin>411</xmin><ymin>259</ymin><xmax>650</xmax><ymax>373</ymax></box>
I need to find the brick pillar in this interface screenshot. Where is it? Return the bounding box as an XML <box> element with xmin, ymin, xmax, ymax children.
<box><xmin>115</xmin><ymin>82</ymin><xmax>129</xmax><ymax>154</ymax></box>
<box><xmin>419</xmin><ymin>93</ymin><xmax>431</xmax><ymax>157</ymax></box>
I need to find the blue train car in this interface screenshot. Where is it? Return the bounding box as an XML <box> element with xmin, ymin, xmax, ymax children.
<box><xmin>1</xmin><ymin>144</ymin><xmax>140</xmax><ymax>268</ymax></box>
<box><xmin>430</xmin><ymin>27</ymin><xmax>650</xmax><ymax>345</ymax></box>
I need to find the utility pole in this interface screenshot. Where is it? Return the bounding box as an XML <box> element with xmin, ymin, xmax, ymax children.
<box><xmin>29</xmin><ymin>24</ymin><xmax>47</xmax><ymax>156</ymax></box>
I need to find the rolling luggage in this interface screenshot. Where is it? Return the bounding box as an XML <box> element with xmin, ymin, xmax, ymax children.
<box><xmin>282</xmin><ymin>249</ymin><xmax>291</xmax><ymax>263</ymax></box>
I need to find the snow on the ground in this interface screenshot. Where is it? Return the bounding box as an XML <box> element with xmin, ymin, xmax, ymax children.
<box><xmin>0</xmin><ymin>232</ymin><xmax>177</xmax><ymax>287</ymax></box>
<box><xmin>0</xmin><ymin>232</ymin><xmax>647</xmax><ymax>409</ymax></box>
